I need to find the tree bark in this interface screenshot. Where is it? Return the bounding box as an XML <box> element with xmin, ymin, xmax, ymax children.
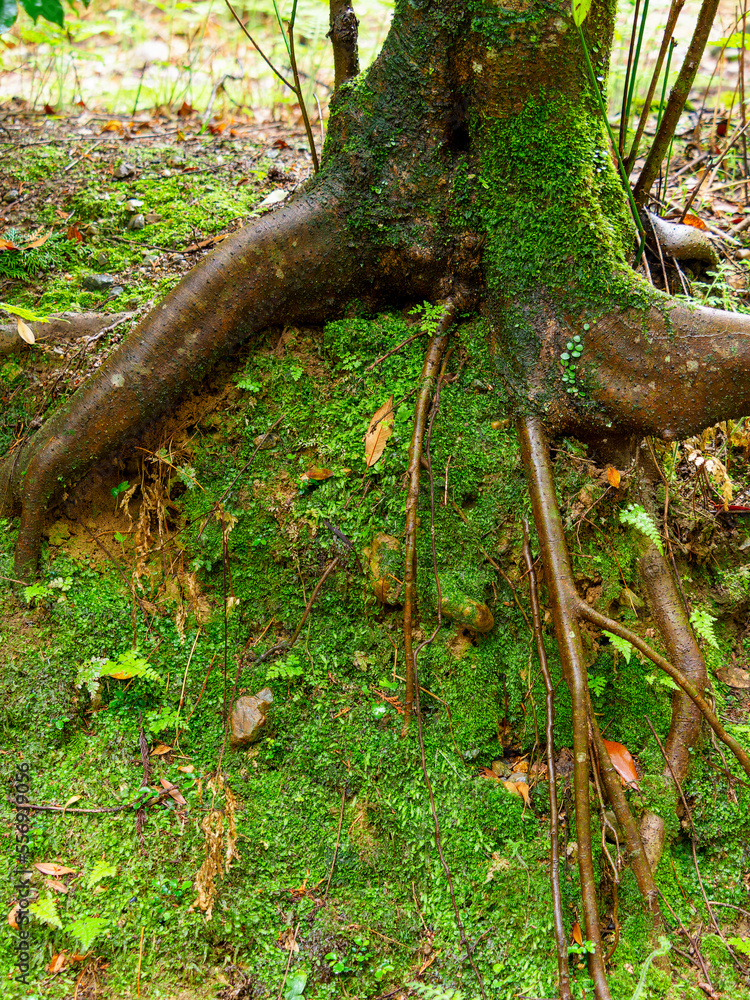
<box><xmin>328</xmin><ymin>1</ymin><xmax>359</xmax><ymax>90</ymax></box>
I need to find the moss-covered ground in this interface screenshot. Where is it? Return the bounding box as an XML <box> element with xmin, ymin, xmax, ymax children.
<box><xmin>1</xmin><ymin>139</ymin><xmax>750</xmax><ymax>1000</ymax></box>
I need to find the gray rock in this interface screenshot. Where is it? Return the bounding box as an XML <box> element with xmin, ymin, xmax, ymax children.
<box><xmin>124</xmin><ymin>199</ymin><xmax>144</xmax><ymax>211</ymax></box>
<box><xmin>107</xmin><ymin>286</ymin><xmax>124</xmax><ymax>299</ymax></box>
<box><xmin>127</xmin><ymin>214</ymin><xmax>145</xmax><ymax>231</ymax></box>
<box><xmin>4</xmin><ymin>189</ymin><xmax>19</xmax><ymax>202</ymax></box>
<box><xmin>230</xmin><ymin>688</ymin><xmax>274</xmax><ymax>748</ymax></box>
<box><xmin>114</xmin><ymin>162</ymin><xmax>135</xmax><ymax>179</ymax></box>
<box><xmin>82</xmin><ymin>273</ymin><xmax>115</xmax><ymax>291</ymax></box>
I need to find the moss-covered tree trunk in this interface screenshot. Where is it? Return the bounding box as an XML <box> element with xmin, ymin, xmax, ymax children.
<box><xmin>2</xmin><ymin>6</ymin><xmax>750</xmax><ymax>994</ymax></box>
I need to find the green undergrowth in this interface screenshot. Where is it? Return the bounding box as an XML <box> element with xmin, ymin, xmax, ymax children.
<box><xmin>0</xmin><ymin>140</ymin><xmax>277</xmax><ymax>316</ymax></box>
<box><xmin>1</xmin><ymin>311</ymin><xmax>749</xmax><ymax>999</ymax></box>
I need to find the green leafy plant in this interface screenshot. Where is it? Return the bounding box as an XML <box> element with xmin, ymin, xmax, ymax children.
<box><xmin>0</xmin><ymin>228</ymin><xmax>89</xmax><ymax>278</ymax></box>
<box><xmin>67</xmin><ymin>915</ymin><xmax>109</xmax><ymax>953</ymax></box>
<box><xmin>569</xmin><ymin>938</ymin><xmax>597</xmax><ymax>955</ymax></box>
<box><xmin>283</xmin><ymin>971</ymin><xmax>308</xmax><ymax>1000</ymax></box>
<box><xmin>85</xmin><ymin>859</ymin><xmax>117</xmax><ymax>889</ymax></box>
<box><xmin>407</xmin><ymin>983</ymin><xmax>464</xmax><ymax>1000</ymax></box>
<box><xmin>76</xmin><ymin>649</ymin><xmax>164</xmax><ymax>699</ymax></box>
<box><xmin>266</xmin><ymin>652</ymin><xmax>305</xmax><ymax>683</ymax></box>
<box><xmin>689</xmin><ymin>606</ymin><xmax>720</xmax><ymax>650</ymax></box>
<box><xmin>603</xmin><ymin>630</ymin><xmax>633</xmax><ymax>664</ymax></box>
<box><xmin>29</xmin><ymin>893</ymin><xmax>62</xmax><ymax>929</ymax></box>
<box><xmin>588</xmin><ymin>672</ymin><xmax>608</xmax><ymax>697</ymax></box>
<box><xmin>619</xmin><ymin>503</ymin><xmax>663</xmax><ymax>553</ymax></box>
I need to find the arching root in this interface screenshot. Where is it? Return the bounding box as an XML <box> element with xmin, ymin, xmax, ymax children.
<box><xmin>0</xmin><ymin>186</ymin><xmax>369</xmax><ymax>581</ymax></box>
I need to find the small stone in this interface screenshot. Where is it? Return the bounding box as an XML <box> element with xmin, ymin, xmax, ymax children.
<box><xmin>106</xmin><ymin>286</ymin><xmax>124</xmax><ymax>299</ymax></box>
<box><xmin>113</xmin><ymin>162</ymin><xmax>135</xmax><ymax>179</ymax></box>
<box><xmin>82</xmin><ymin>273</ymin><xmax>115</xmax><ymax>291</ymax></box>
<box><xmin>736</xmin><ymin>248</ymin><xmax>750</xmax><ymax>261</ymax></box>
<box><xmin>230</xmin><ymin>688</ymin><xmax>274</xmax><ymax>748</ymax></box>
<box><xmin>124</xmin><ymin>199</ymin><xmax>144</xmax><ymax>211</ymax></box>
<box><xmin>4</xmin><ymin>189</ymin><xmax>19</xmax><ymax>202</ymax></box>
<box><xmin>253</xmin><ymin>432</ymin><xmax>279</xmax><ymax>450</ymax></box>
<box><xmin>94</xmin><ymin>251</ymin><xmax>109</xmax><ymax>268</ymax></box>
<box><xmin>160</xmin><ymin>169</ymin><xmax>172</xmax><ymax>178</ymax></box>
<box><xmin>127</xmin><ymin>214</ymin><xmax>145</xmax><ymax>230</ymax></box>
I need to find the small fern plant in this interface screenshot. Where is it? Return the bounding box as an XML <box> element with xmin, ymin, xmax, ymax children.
<box><xmin>619</xmin><ymin>503</ymin><xmax>663</xmax><ymax>554</ymax></box>
<box><xmin>76</xmin><ymin>649</ymin><xmax>164</xmax><ymax>699</ymax></box>
<box><xmin>689</xmin><ymin>607</ymin><xmax>720</xmax><ymax>650</ymax></box>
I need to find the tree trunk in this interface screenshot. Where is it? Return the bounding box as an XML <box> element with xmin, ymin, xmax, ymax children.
<box><xmin>4</xmin><ymin>3</ymin><xmax>748</xmax><ymax>995</ymax></box>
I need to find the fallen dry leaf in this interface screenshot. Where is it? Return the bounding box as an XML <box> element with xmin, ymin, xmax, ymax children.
<box><xmin>515</xmin><ymin>781</ymin><xmax>531</xmax><ymax>807</ymax></box>
<box><xmin>48</xmin><ymin>952</ymin><xmax>67</xmax><ymax>974</ymax></box>
<box><xmin>364</xmin><ymin>396</ymin><xmax>394</xmax><ymax>469</ymax></box>
<box><xmin>44</xmin><ymin>879</ymin><xmax>69</xmax><ymax>894</ymax></box>
<box><xmin>300</xmin><ymin>467</ymin><xmax>333</xmax><ymax>483</ymax></box>
<box><xmin>26</xmin><ymin>232</ymin><xmax>52</xmax><ymax>249</ymax></box>
<box><xmin>606</xmin><ymin>466</ymin><xmax>621</xmax><ymax>489</ymax></box>
<box><xmin>8</xmin><ymin>903</ymin><xmax>19</xmax><ymax>928</ymax></box>
<box><xmin>603</xmin><ymin>739</ymin><xmax>639</xmax><ymax>788</ymax></box>
<box><xmin>572</xmin><ymin>920</ymin><xmax>583</xmax><ymax>945</ymax></box>
<box><xmin>177</xmin><ymin>764</ymin><xmax>195</xmax><ymax>773</ymax></box>
<box><xmin>716</xmin><ymin>665</ymin><xmax>750</xmax><ymax>689</ymax></box>
<box><xmin>17</xmin><ymin>319</ymin><xmax>35</xmax><ymax>345</ymax></box>
<box><xmin>150</xmin><ymin>744</ymin><xmax>172</xmax><ymax>756</ymax></box>
<box><xmin>33</xmin><ymin>862</ymin><xmax>76</xmax><ymax>877</ymax></box>
<box><xmin>0</xmin><ymin>237</ymin><xmax>19</xmax><ymax>250</ymax></box>
<box><xmin>682</xmin><ymin>213</ymin><xmax>708</xmax><ymax>231</ymax></box>
<box><xmin>479</xmin><ymin>766</ymin><xmax>500</xmax><ymax>781</ymax></box>
<box><xmin>160</xmin><ymin>778</ymin><xmax>187</xmax><ymax>807</ymax></box>
<box><xmin>502</xmin><ymin>780</ymin><xmax>522</xmax><ymax>797</ymax></box>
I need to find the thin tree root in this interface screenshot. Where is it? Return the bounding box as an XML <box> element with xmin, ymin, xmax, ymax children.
<box><xmin>518</xmin><ymin>414</ymin><xmax>612</xmax><ymax>1000</ymax></box>
<box><xmin>575</xmin><ymin>601</ymin><xmax>750</xmax><ymax>781</ymax></box>
<box><xmin>402</xmin><ymin>301</ymin><xmax>458</xmax><ymax>722</ymax></box>
<box><xmin>522</xmin><ymin>519</ymin><xmax>572</xmax><ymax>1000</ymax></box>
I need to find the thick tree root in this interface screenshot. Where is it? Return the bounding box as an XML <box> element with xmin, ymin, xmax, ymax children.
<box><xmin>0</xmin><ymin>187</ymin><xmax>368</xmax><ymax>581</ymax></box>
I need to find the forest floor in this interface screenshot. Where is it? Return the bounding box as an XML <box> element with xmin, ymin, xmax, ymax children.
<box><xmin>2</xmin><ymin>6</ymin><xmax>750</xmax><ymax>1000</ymax></box>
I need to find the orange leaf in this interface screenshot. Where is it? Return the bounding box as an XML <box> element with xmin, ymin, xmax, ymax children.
<box><xmin>479</xmin><ymin>766</ymin><xmax>500</xmax><ymax>781</ymax></box>
<box><xmin>160</xmin><ymin>778</ymin><xmax>187</xmax><ymax>806</ymax></box>
<box><xmin>8</xmin><ymin>903</ymin><xmax>19</xmax><ymax>929</ymax></box>
<box><xmin>0</xmin><ymin>238</ymin><xmax>18</xmax><ymax>250</ymax></box>
<box><xmin>26</xmin><ymin>232</ymin><xmax>52</xmax><ymax>249</ymax></box>
<box><xmin>364</xmin><ymin>396</ymin><xmax>394</xmax><ymax>469</ymax></box>
<box><xmin>301</xmin><ymin>467</ymin><xmax>333</xmax><ymax>482</ymax></box>
<box><xmin>44</xmin><ymin>103</ymin><xmax>56</xmax><ymax>115</ymax></box>
<box><xmin>100</xmin><ymin>120</ymin><xmax>123</xmax><ymax>133</ymax></box>
<box><xmin>149</xmin><ymin>744</ymin><xmax>172</xmax><ymax>756</ymax></box>
<box><xmin>67</xmin><ymin>223</ymin><xmax>83</xmax><ymax>243</ymax></box>
<box><xmin>682</xmin><ymin>213</ymin><xmax>708</xmax><ymax>231</ymax></box>
<box><xmin>177</xmin><ymin>764</ymin><xmax>195</xmax><ymax>773</ymax></box>
<box><xmin>55</xmin><ymin>208</ymin><xmax>69</xmax><ymax>219</ymax></box>
<box><xmin>515</xmin><ymin>781</ymin><xmax>531</xmax><ymax>807</ymax></box>
<box><xmin>606</xmin><ymin>466</ymin><xmax>621</xmax><ymax>489</ymax></box>
<box><xmin>502</xmin><ymin>780</ymin><xmax>522</xmax><ymax>797</ymax></box>
<box><xmin>48</xmin><ymin>952</ymin><xmax>67</xmax><ymax>974</ymax></box>
<box><xmin>572</xmin><ymin>920</ymin><xmax>583</xmax><ymax>945</ymax></box>
<box><xmin>177</xmin><ymin>101</ymin><xmax>195</xmax><ymax>117</ymax></box>
<box><xmin>603</xmin><ymin>739</ymin><xmax>640</xmax><ymax>788</ymax></box>
<box><xmin>44</xmin><ymin>878</ymin><xmax>69</xmax><ymax>894</ymax></box>
<box><xmin>34</xmin><ymin>862</ymin><xmax>76</xmax><ymax>876</ymax></box>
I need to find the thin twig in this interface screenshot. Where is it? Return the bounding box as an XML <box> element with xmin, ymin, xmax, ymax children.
<box><xmin>223</xmin><ymin>0</ymin><xmax>294</xmax><ymax>91</ymax></box>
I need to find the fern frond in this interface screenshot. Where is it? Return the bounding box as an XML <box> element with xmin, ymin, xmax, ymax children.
<box><xmin>619</xmin><ymin>503</ymin><xmax>663</xmax><ymax>554</ymax></box>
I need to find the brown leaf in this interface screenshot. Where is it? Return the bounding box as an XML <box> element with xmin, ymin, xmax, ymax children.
<box><xmin>177</xmin><ymin>764</ymin><xmax>195</xmax><ymax>773</ymax></box>
<box><xmin>300</xmin><ymin>467</ymin><xmax>333</xmax><ymax>483</ymax></box>
<box><xmin>177</xmin><ymin>101</ymin><xmax>195</xmax><ymax>117</ymax></box>
<box><xmin>100</xmin><ymin>120</ymin><xmax>123</xmax><ymax>133</ymax></box>
<box><xmin>603</xmin><ymin>739</ymin><xmax>639</xmax><ymax>788</ymax></box>
<box><xmin>44</xmin><ymin>103</ymin><xmax>56</xmax><ymax>115</ymax></box>
<box><xmin>44</xmin><ymin>879</ymin><xmax>69</xmax><ymax>894</ymax></box>
<box><xmin>572</xmin><ymin>920</ymin><xmax>583</xmax><ymax>945</ymax></box>
<box><xmin>150</xmin><ymin>744</ymin><xmax>173</xmax><ymax>756</ymax></box>
<box><xmin>606</xmin><ymin>466</ymin><xmax>621</xmax><ymax>489</ymax></box>
<box><xmin>716</xmin><ymin>665</ymin><xmax>750</xmax><ymax>689</ymax></box>
<box><xmin>682</xmin><ymin>213</ymin><xmax>708</xmax><ymax>231</ymax></box>
<box><xmin>17</xmin><ymin>319</ymin><xmax>35</xmax><ymax>345</ymax></box>
<box><xmin>479</xmin><ymin>766</ymin><xmax>500</xmax><ymax>781</ymax></box>
<box><xmin>502</xmin><ymin>780</ymin><xmax>522</xmax><ymax>797</ymax></box>
<box><xmin>67</xmin><ymin>223</ymin><xmax>83</xmax><ymax>243</ymax></box>
<box><xmin>515</xmin><ymin>781</ymin><xmax>531</xmax><ymax>807</ymax></box>
<box><xmin>33</xmin><ymin>862</ymin><xmax>76</xmax><ymax>876</ymax></box>
<box><xmin>160</xmin><ymin>778</ymin><xmax>187</xmax><ymax>806</ymax></box>
<box><xmin>48</xmin><ymin>952</ymin><xmax>67</xmax><ymax>974</ymax></box>
<box><xmin>364</xmin><ymin>396</ymin><xmax>394</xmax><ymax>469</ymax></box>
<box><xmin>0</xmin><ymin>238</ymin><xmax>19</xmax><ymax>250</ymax></box>
<box><xmin>27</xmin><ymin>232</ymin><xmax>52</xmax><ymax>248</ymax></box>
<box><xmin>8</xmin><ymin>903</ymin><xmax>19</xmax><ymax>929</ymax></box>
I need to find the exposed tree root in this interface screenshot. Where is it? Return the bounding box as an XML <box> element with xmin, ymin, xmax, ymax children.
<box><xmin>522</xmin><ymin>519</ymin><xmax>572</xmax><ymax>1000</ymax></box>
<box><xmin>402</xmin><ymin>302</ymin><xmax>458</xmax><ymax>721</ymax></box>
<box><xmin>518</xmin><ymin>413</ymin><xmax>614</xmax><ymax>1000</ymax></box>
<box><xmin>576</xmin><ymin>602</ymin><xmax>750</xmax><ymax>781</ymax></box>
